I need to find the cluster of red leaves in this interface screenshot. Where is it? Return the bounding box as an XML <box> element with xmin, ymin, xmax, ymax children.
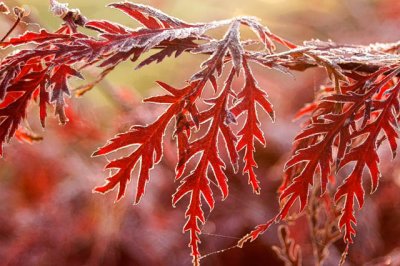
<box><xmin>0</xmin><ymin>1</ymin><xmax>294</xmax><ymax>263</ymax></box>
<box><xmin>244</xmin><ymin>67</ymin><xmax>400</xmax><ymax>253</ymax></box>
<box><xmin>1</xmin><ymin>1</ymin><xmax>399</xmax><ymax>265</ymax></box>
<box><xmin>283</xmin><ymin>68</ymin><xmax>400</xmax><ymax>242</ymax></box>
<box><xmin>87</xmin><ymin>4</ymin><xmax>295</xmax><ymax>263</ymax></box>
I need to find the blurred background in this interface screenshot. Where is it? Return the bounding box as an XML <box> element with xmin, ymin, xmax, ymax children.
<box><xmin>1</xmin><ymin>0</ymin><xmax>400</xmax><ymax>265</ymax></box>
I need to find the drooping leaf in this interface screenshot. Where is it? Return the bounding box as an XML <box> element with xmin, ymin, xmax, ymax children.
<box><xmin>230</xmin><ymin>58</ymin><xmax>274</xmax><ymax>193</ymax></box>
<box><xmin>49</xmin><ymin>65</ymin><xmax>83</xmax><ymax>124</ymax></box>
<box><xmin>172</xmin><ymin>69</ymin><xmax>237</xmax><ymax>263</ymax></box>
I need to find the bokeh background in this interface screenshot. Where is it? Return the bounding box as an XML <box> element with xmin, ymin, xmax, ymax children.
<box><xmin>1</xmin><ymin>0</ymin><xmax>400</xmax><ymax>265</ymax></box>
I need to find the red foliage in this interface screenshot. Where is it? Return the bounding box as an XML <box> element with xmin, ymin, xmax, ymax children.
<box><xmin>1</xmin><ymin>1</ymin><xmax>400</xmax><ymax>265</ymax></box>
<box><xmin>279</xmin><ymin>68</ymin><xmax>400</xmax><ymax>246</ymax></box>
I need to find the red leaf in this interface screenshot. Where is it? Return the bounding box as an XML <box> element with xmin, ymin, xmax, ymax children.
<box><xmin>0</xmin><ymin>71</ymin><xmax>47</xmax><ymax>156</ymax></box>
<box><xmin>0</xmin><ymin>29</ymin><xmax>68</xmax><ymax>48</ymax></box>
<box><xmin>92</xmin><ymin>81</ymin><xmax>192</xmax><ymax>203</ymax></box>
<box><xmin>49</xmin><ymin>65</ymin><xmax>83</xmax><ymax>124</ymax></box>
<box><xmin>109</xmin><ymin>2</ymin><xmax>190</xmax><ymax>29</ymax></box>
<box><xmin>231</xmin><ymin>58</ymin><xmax>274</xmax><ymax>193</ymax></box>
<box><xmin>172</xmin><ymin>69</ymin><xmax>237</xmax><ymax>261</ymax></box>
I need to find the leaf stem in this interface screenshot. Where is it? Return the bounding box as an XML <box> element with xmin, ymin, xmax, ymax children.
<box><xmin>1</xmin><ymin>15</ymin><xmax>21</xmax><ymax>42</ymax></box>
